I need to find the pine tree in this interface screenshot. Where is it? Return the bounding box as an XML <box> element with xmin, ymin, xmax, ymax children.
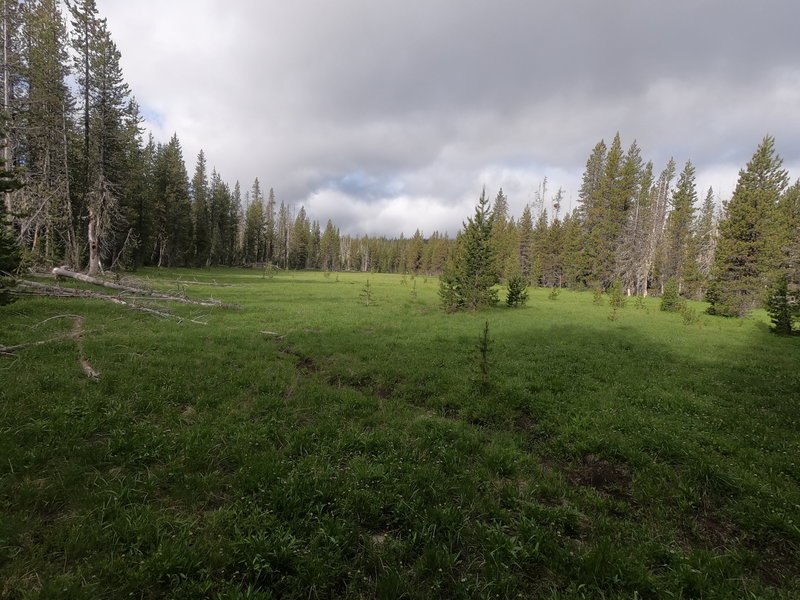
<box><xmin>276</xmin><ymin>199</ymin><xmax>290</xmax><ymax>269</ymax></box>
<box><xmin>709</xmin><ymin>136</ymin><xmax>789</xmax><ymax>316</ymax></box>
<box><xmin>288</xmin><ymin>206</ymin><xmax>309</xmax><ymax>269</ymax></box>
<box><xmin>765</xmin><ymin>274</ymin><xmax>795</xmax><ymax>335</ymax></box>
<box><xmin>264</xmin><ymin>187</ymin><xmax>276</xmax><ymax>264</ymax></box>
<box><xmin>518</xmin><ymin>204</ymin><xmax>534</xmax><ymax>278</ymax></box>
<box><xmin>16</xmin><ymin>0</ymin><xmax>75</xmax><ymax>265</ymax></box>
<box><xmin>439</xmin><ymin>188</ymin><xmax>498</xmax><ymax>311</ymax></box>
<box><xmin>777</xmin><ymin>181</ymin><xmax>800</xmax><ymax>286</ymax></box>
<box><xmin>151</xmin><ymin>135</ymin><xmax>191</xmax><ymax>266</ymax></box>
<box><xmin>190</xmin><ymin>150</ymin><xmax>209</xmax><ymax>265</ymax></box>
<box><xmin>69</xmin><ymin>0</ymin><xmax>132</xmax><ymax>274</ymax></box>
<box><xmin>242</xmin><ymin>179</ymin><xmax>264</xmax><ymax>264</ymax></box>
<box><xmin>662</xmin><ymin>160</ymin><xmax>697</xmax><ymax>291</ymax></box>
<box><xmin>319</xmin><ymin>219</ymin><xmax>340</xmax><ymax>271</ymax></box>
<box><xmin>660</xmin><ymin>277</ymin><xmax>682</xmax><ymax>312</ymax></box>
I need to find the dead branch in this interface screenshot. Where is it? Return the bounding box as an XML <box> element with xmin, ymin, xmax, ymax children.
<box><xmin>175</xmin><ymin>280</ymin><xmax>236</xmax><ymax>287</ymax></box>
<box><xmin>1</xmin><ymin>331</ymin><xmax>81</xmax><ymax>354</ymax></box>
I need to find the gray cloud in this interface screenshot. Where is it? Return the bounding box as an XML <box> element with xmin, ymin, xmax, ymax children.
<box><xmin>98</xmin><ymin>0</ymin><xmax>800</xmax><ymax>235</ymax></box>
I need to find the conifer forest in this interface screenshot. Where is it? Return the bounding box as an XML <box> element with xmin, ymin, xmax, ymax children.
<box><xmin>1</xmin><ymin>1</ymin><xmax>799</xmax><ymax>319</ymax></box>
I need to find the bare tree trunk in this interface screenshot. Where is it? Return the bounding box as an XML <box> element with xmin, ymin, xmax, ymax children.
<box><xmin>2</xmin><ymin>0</ymin><xmax>12</xmax><ymax>218</ymax></box>
<box><xmin>87</xmin><ymin>206</ymin><xmax>101</xmax><ymax>275</ymax></box>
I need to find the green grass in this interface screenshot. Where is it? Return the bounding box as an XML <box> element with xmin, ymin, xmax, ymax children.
<box><xmin>1</xmin><ymin>268</ymin><xmax>798</xmax><ymax>599</ymax></box>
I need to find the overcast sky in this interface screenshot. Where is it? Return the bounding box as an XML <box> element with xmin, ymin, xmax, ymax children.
<box><xmin>96</xmin><ymin>0</ymin><xmax>800</xmax><ymax>237</ymax></box>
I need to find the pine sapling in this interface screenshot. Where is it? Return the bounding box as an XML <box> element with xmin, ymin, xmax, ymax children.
<box><xmin>360</xmin><ymin>279</ymin><xmax>375</xmax><ymax>306</ymax></box>
<box><xmin>477</xmin><ymin>320</ymin><xmax>492</xmax><ymax>389</ymax></box>
<box><xmin>506</xmin><ymin>275</ymin><xmax>529</xmax><ymax>307</ymax></box>
<box><xmin>608</xmin><ymin>276</ymin><xmax>626</xmax><ymax>309</ymax></box>
<box><xmin>592</xmin><ymin>284</ymin><xmax>604</xmax><ymax>306</ymax></box>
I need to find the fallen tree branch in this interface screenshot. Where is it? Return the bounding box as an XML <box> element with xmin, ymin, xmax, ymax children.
<box><xmin>0</xmin><ymin>315</ymin><xmax>98</xmax><ymax>380</ymax></box>
<box><xmin>1</xmin><ymin>331</ymin><xmax>81</xmax><ymax>354</ymax></box>
<box><xmin>175</xmin><ymin>280</ymin><xmax>236</xmax><ymax>287</ymax></box>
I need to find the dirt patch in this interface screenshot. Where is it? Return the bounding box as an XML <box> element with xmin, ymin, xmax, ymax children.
<box><xmin>751</xmin><ymin>538</ymin><xmax>797</xmax><ymax>587</ymax></box>
<box><xmin>279</xmin><ymin>347</ymin><xmax>319</xmax><ymax>375</ymax></box>
<box><xmin>567</xmin><ymin>454</ymin><xmax>632</xmax><ymax>501</ymax></box>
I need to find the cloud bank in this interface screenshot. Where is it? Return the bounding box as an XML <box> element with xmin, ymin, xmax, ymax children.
<box><xmin>98</xmin><ymin>0</ymin><xmax>800</xmax><ymax>235</ymax></box>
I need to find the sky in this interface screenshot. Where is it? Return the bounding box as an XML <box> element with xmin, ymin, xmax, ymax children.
<box><xmin>96</xmin><ymin>0</ymin><xmax>800</xmax><ymax>237</ymax></box>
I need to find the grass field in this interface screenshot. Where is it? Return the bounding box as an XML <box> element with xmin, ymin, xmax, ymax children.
<box><xmin>1</xmin><ymin>268</ymin><xmax>799</xmax><ymax>599</ymax></box>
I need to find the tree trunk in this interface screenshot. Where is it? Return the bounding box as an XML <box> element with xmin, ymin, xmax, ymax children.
<box><xmin>87</xmin><ymin>206</ymin><xmax>101</xmax><ymax>275</ymax></box>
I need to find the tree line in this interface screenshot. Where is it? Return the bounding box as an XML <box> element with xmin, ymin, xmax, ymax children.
<box><xmin>1</xmin><ymin>1</ymin><xmax>798</xmax><ymax>319</ymax></box>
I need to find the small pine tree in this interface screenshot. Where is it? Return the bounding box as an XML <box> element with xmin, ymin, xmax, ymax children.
<box><xmin>360</xmin><ymin>279</ymin><xmax>375</xmax><ymax>306</ymax></box>
<box><xmin>765</xmin><ymin>275</ymin><xmax>795</xmax><ymax>335</ymax></box>
<box><xmin>661</xmin><ymin>277</ymin><xmax>683</xmax><ymax>312</ymax></box>
<box><xmin>439</xmin><ymin>189</ymin><xmax>499</xmax><ymax>312</ymax></box>
<box><xmin>608</xmin><ymin>276</ymin><xmax>626</xmax><ymax>308</ymax></box>
<box><xmin>506</xmin><ymin>274</ymin><xmax>529</xmax><ymax>307</ymax></box>
<box><xmin>548</xmin><ymin>285</ymin><xmax>560</xmax><ymax>300</ymax></box>
<box><xmin>592</xmin><ymin>284</ymin><xmax>604</xmax><ymax>306</ymax></box>
<box><xmin>477</xmin><ymin>320</ymin><xmax>492</xmax><ymax>389</ymax></box>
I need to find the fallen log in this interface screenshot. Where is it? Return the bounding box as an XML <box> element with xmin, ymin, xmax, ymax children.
<box><xmin>16</xmin><ymin>281</ymin><xmax>184</xmax><ymax>321</ymax></box>
<box><xmin>49</xmin><ymin>267</ymin><xmax>236</xmax><ymax>308</ymax></box>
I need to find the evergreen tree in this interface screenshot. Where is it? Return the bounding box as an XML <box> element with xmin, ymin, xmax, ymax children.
<box><xmin>69</xmin><ymin>0</ymin><xmax>132</xmax><ymax>274</ymax></box>
<box><xmin>264</xmin><ymin>187</ymin><xmax>276</xmax><ymax>263</ymax></box>
<box><xmin>662</xmin><ymin>160</ymin><xmax>697</xmax><ymax>291</ymax></box>
<box><xmin>506</xmin><ymin>271</ymin><xmax>529</xmax><ymax>307</ymax></box>
<box><xmin>709</xmin><ymin>136</ymin><xmax>789</xmax><ymax>316</ymax></box>
<box><xmin>190</xmin><ymin>150</ymin><xmax>209</xmax><ymax>265</ymax></box>
<box><xmin>276</xmin><ymin>200</ymin><xmax>290</xmax><ymax>269</ymax></box>
<box><xmin>517</xmin><ymin>204</ymin><xmax>534</xmax><ymax>278</ymax></box>
<box><xmin>684</xmin><ymin>187</ymin><xmax>718</xmax><ymax>299</ymax></box>
<box><xmin>765</xmin><ymin>274</ymin><xmax>795</xmax><ymax>335</ymax></box>
<box><xmin>151</xmin><ymin>135</ymin><xmax>191</xmax><ymax>266</ymax></box>
<box><xmin>319</xmin><ymin>219</ymin><xmax>340</xmax><ymax>271</ymax></box>
<box><xmin>207</xmin><ymin>169</ymin><xmax>232</xmax><ymax>265</ymax></box>
<box><xmin>288</xmin><ymin>206</ymin><xmax>309</xmax><ymax>269</ymax></box>
<box><xmin>242</xmin><ymin>179</ymin><xmax>264</xmax><ymax>264</ymax></box>
<box><xmin>660</xmin><ymin>277</ymin><xmax>682</xmax><ymax>312</ymax></box>
<box><xmin>439</xmin><ymin>188</ymin><xmax>498</xmax><ymax>311</ymax></box>
<box><xmin>16</xmin><ymin>0</ymin><xmax>75</xmax><ymax>265</ymax></box>
<box><xmin>777</xmin><ymin>180</ymin><xmax>800</xmax><ymax>286</ymax></box>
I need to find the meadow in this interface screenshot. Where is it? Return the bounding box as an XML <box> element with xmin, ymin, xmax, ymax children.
<box><xmin>1</xmin><ymin>268</ymin><xmax>798</xmax><ymax>599</ymax></box>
